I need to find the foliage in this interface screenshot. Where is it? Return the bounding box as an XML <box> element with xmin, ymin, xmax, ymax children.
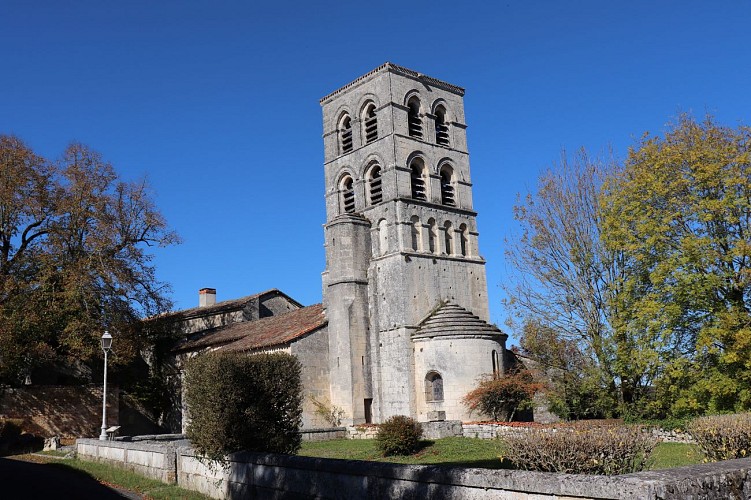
<box><xmin>375</xmin><ymin>415</ymin><xmax>423</xmax><ymax>456</ymax></box>
<box><xmin>501</xmin><ymin>423</ymin><xmax>657</xmax><ymax>475</ymax></box>
<box><xmin>309</xmin><ymin>395</ymin><xmax>346</xmax><ymax>427</ymax></box>
<box><xmin>687</xmin><ymin>413</ymin><xmax>751</xmax><ymax>462</ymax></box>
<box><xmin>0</xmin><ymin>135</ymin><xmax>179</xmax><ymax>384</ymax></box>
<box><xmin>518</xmin><ymin>320</ymin><xmax>616</xmax><ymax>420</ymax></box>
<box><xmin>602</xmin><ymin>115</ymin><xmax>751</xmax><ymax>416</ymax></box>
<box><xmin>463</xmin><ymin>368</ymin><xmax>543</xmax><ymax>421</ymax></box>
<box><xmin>184</xmin><ymin>352</ymin><xmax>303</xmax><ymax>460</ymax></box>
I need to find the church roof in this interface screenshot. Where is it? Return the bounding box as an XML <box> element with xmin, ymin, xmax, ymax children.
<box><xmin>172</xmin><ymin>303</ymin><xmax>326</xmax><ymax>353</ymax></box>
<box><xmin>157</xmin><ymin>289</ymin><xmax>302</xmax><ymax>321</ymax></box>
<box><xmin>412</xmin><ymin>302</ymin><xmax>507</xmax><ymax>340</ymax></box>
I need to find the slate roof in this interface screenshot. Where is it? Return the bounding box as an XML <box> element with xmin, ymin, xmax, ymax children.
<box><xmin>412</xmin><ymin>302</ymin><xmax>507</xmax><ymax>340</ymax></box>
<box><xmin>172</xmin><ymin>303</ymin><xmax>326</xmax><ymax>353</ymax></box>
<box><xmin>157</xmin><ymin>288</ymin><xmax>302</xmax><ymax>321</ymax></box>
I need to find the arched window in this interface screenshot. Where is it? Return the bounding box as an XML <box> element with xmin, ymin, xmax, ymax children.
<box><xmin>339</xmin><ymin>114</ymin><xmax>353</xmax><ymax>154</ymax></box>
<box><xmin>444</xmin><ymin>221</ymin><xmax>453</xmax><ymax>255</ymax></box>
<box><xmin>435</xmin><ymin>105</ymin><xmax>450</xmax><ymax>146</ymax></box>
<box><xmin>427</xmin><ymin>218</ymin><xmax>437</xmax><ymax>254</ymax></box>
<box><xmin>378</xmin><ymin>219</ymin><xmax>388</xmax><ymax>256</ymax></box>
<box><xmin>459</xmin><ymin>223</ymin><xmax>469</xmax><ymax>256</ymax></box>
<box><xmin>410</xmin><ymin>158</ymin><xmax>427</xmax><ymax>201</ymax></box>
<box><xmin>340</xmin><ymin>175</ymin><xmax>355</xmax><ymax>213</ymax></box>
<box><xmin>410</xmin><ymin>215</ymin><xmax>421</xmax><ymax>251</ymax></box>
<box><xmin>407</xmin><ymin>96</ymin><xmax>422</xmax><ymax>139</ymax></box>
<box><xmin>425</xmin><ymin>371</ymin><xmax>444</xmax><ymax>402</ymax></box>
<box><xmin>368</xmin><ymin>164</ymin><xmax>382</xmax><ymax>205</ymax></box>
<box><xmin>492</xmin><ymin>350</ymin><xmax>499</xmax><ymax>377</ymax></box>
<box><xmin>362</xmin><ymin>103</ymin><xmax>378</xmax><ymax>144</ymax></box>
<box><xmin>440</xmin><ymin>166</ymin><xmax>455</xmax><ymax>206</ymax></box>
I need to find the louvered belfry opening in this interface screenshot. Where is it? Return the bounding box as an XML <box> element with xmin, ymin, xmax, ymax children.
<box><xmin>369</xmin><ymin>165</ymin><xmax>382</xmax><ymax>204</ymax></box>
<box><xmin>342</xmin><ymin>176</ymin><xmax>355</xmax><ymax>213</ymax></box>
<box><xmin>410</xmin><ymin>161</ymin><xmax>427</xmax><ymax>200</ymax></box>
<box><xmin>407</xmin><ymin>97</ymin><xmax>422</xmax><ymax>139</ymax></box>
<box><xmin>435</xmin><ymin>106</ymin><xmax>450</xmax><ymax>146</ymax></box>
<box><xmin>440</xmin><ymin>168</ymin><xmax>455</xmax><ymax>206</ymax></box>
<box><xmin>340</xmin><ymin>115</ymin><xmax>353</xmax><ymax>154</ymax></box>
<box><xmin>363</xmin><ymin>104</ymin><xmax>378</xmax><ymax>143</ymax></box>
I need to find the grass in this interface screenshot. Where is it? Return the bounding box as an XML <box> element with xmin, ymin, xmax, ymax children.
<box><xmin>14</xmin><ymin>454</ymin><xmax>210</xmax><ymax>499</ymax></box>
<box><xmin>300</xmin><ymin>437</ymin><xmax>704</xmax><ymax>472</ymax></box>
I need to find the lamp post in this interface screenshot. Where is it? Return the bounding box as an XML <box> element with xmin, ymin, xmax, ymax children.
<box><xmin>99</xmin><ymin>331</ymin><xmax>113</xmax><ymax>441</ymax></box>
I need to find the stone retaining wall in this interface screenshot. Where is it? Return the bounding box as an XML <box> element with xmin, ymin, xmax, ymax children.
<box><xmin>76</xmin><ymin>438</ymin><xmax>751</xmax><ymax>499</ymax></box>
<box><xmin>301</xmin><ymin>427</ymin><xmax>346</xmax><ymax>441</ymax></box>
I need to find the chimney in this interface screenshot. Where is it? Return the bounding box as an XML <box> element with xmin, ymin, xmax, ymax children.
<box><xmin>199</xmin><ymin>288</ymin><xmax>216</xmax><ymax>307</ymax></box>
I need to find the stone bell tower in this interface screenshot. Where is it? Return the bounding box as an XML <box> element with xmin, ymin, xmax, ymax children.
<box><xmin>320</xmin><ymin>63</ymin><xmax>504</xmax><ymax>425</ymax></box>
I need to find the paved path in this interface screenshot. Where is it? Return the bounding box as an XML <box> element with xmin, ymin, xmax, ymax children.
<box><xmin>0</xmin><ymin>456</ymin><xmax>143</xmax><ymax>499</ymax></box>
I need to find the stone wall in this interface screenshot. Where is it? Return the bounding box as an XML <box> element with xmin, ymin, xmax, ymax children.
<box><xmin>76</xmin><ymin>438</ymin><xmax>751</xmax><ymax>499</ymax></box>
<box><xmin>301</xmin><ymin>428</ymin><xmax>346</xmax><ymax>441</ymax></box>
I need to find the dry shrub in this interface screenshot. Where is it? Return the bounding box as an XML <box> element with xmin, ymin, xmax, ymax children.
<box><xmin>501</xmin><ymin>423</ymin><xmax>657</xmax><ymax>475</ymax></box>
<box><xmin>375</xmin><ymin>415</ymin><xmax>423</xmax><ymax>456</ymax></box>
<box><xmin>687</xmin><ymin>413</ymin><xmax>751</xmax><ymax>462</ymax></box>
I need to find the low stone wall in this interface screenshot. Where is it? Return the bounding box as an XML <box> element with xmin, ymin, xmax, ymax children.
<box><xmin>462</xmin><ymin>422</ymin><xmax>530</xmax><ymax>439</ymax></box>
<box><xmin>346</xmin><ymin>424</ymin><xmax>378</xmax><ymax>439</ymax></box>
<box><xmin>77</xmin><ymin>438</ymin><xmax>177</xmax><ymax>483</ymax></box>
<box><xmin>76</xmin><ymin>438</ymin><xmax>751</xmax><ymax>499</ymax></box>
<box><xmin>301</xmin><ymin>427</ymin><xmax>346</xmax><ymax>441</ymax></box>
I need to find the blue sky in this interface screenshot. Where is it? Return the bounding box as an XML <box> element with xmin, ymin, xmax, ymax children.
<box><xmin>2</xmin><ymin>1</ymin><xmax>750</xmax><ymax>340</ymax></box>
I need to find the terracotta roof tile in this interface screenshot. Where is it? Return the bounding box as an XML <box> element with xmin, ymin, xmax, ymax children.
<box><xmin>157</xmin><ymin>289</ymin><xmax>302</xmax><ymax>321</ymax></box>
<box><xmin>173</xmin><ymin>304</ymin><xmax>326</xmax><ymax>353</ymax></box>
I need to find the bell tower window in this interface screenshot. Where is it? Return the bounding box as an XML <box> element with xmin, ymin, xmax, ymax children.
<box><xmin>362</xmin><ymin>103</ymin><xmax>378</xmax><ymax>144</ymax></box>
<box><xmin>427</xmin><ymin>218</ymin><xmax>437</xmax><ymax>254</ymax></box>
<box><xmin>368</xmin><ymin>164</ymin><xmax>382</xmax><ymax>205</ymax></box>
<box><xmin>410</xmin><ymin>159</ymin><xmax>427</xmax><ymax>201</ymax></box>
<box><xmin>440</xmin><ymin>166</ymin><xmax>455</xmax><ymax>207</ymax></box>
<box><xmin>340</xmin><ymin>175</ymin><xmax>355</xmax><ymax>213</ymax></box>
<box><xmin>407</xmin><ymin>96</ymin><xmax>423</xmax><ymax>139</ymax></box>
<box><xmin>339</xmin><ymin>114</ymin><xmax>353</xmax><ymax>154</ymax></box>
<box><xmin>435</xmin><ymin>105</ymin><xmax>450</xmax><ymax>146</ymax></box>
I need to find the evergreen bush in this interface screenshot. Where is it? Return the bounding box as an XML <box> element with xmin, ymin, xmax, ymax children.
<box><xmin>184</xmin><ymin>351</ymin><xmax>303</xmax><ymax>461</ymax></box>
<box><xmin>687</xmin><ymin>413</ymin><xmax>751</xmax><ymax>461</ymax></box>
<box><xmin>375</xmin><ymin>415</ymin><xmax>423</xmax><ymax>456</ymax></box>
<box><xmin>501</xmin><ymin>423</ymin><xmax>657</xmax><ymax>474</ymax></box>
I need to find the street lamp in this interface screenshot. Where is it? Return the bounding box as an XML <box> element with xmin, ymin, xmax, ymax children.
<box><xmin>99</xmin><ymin>331</ymin><xmax>113</xmax><ymax>441</ymax></box>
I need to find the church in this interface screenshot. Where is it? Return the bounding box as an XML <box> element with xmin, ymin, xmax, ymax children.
<box><xmin>166</xmin><ymin>63</ymin><xmax>509</xmax><ymax>430</ymax></box>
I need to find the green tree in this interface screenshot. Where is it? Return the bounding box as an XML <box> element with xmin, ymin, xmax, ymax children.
<box><xmin>0</xmin><ymin>135</ymin><xmax>179</xmax><ymax>384</ymax></box>
<box><xmin>602</xmin><ymin>115</ymin><xmax>751</xmax><ymax>416</ymax></box>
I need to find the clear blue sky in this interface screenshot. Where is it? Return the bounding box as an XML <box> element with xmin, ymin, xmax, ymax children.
<box><xmin>2</xmin><ymin>1</ymin><xmax>750</xmax><ymax>341</ymax></box>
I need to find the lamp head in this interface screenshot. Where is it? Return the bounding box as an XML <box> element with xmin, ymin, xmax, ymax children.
<box><xmin>101</xmin><ymin>331</ymin><xmax>113</xmax><ymax>351</ymax></box>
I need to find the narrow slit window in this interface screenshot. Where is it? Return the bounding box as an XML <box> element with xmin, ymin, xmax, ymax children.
<box><xmin>340</xmin><ymin>115</ymin><xmax>353</xmax><ymax>154</ymax></box>
<box><xmin>341</xmin><ymin>176</ymin><xmax>355</xmax><ymax>213</ymax></box>
<box><xmin>459</xmin><ymin>223</ymin><xmax>468</xmax><ymax>256</ymax></box>
<box><xmin>440</xmin><ymin>167</ymin><xmax>455</xmax><ymax>206</ymax></box>
<box><xmin>410</xmin><ymin>160</ymin><xmax>427</xmax><ymax>201</ymax></box>
<box><xmin>410</xmin><ymin>215</ymin><xmax>421</xmax><ymax>251</ymax></box>
<box><xmin>435</xmin><ymin>105</ymin><xmax>450</xmax><ymax>146</ymax></box>
<box><xmin>363</xmin><ymin>104</ymin><xmax>378</xmax><ymax>143</ymax></box>
<box><xmin>369</xmin><ymin>165</ymin><xmax>382</xmax><ymax>205</ymax></box>
<box><xmin>444</xmin><ymin>221</ymin><xmax>453</xmax><ymax>255</ymax></box>
<box><xmin>428</xmin><ymin>218</ymin><xmax>437</xmax><ymax>254</ymax></box>
<box><xmin>407</xmin><ymin>97</ymin><xmax>422</xmax><ymax>139</ymax></box>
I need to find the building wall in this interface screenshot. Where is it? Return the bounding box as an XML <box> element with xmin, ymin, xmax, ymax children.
<box><xmin>290</xmin><ymin>328</ymin><xmax>331</xmax><ymax>428</ymax></box>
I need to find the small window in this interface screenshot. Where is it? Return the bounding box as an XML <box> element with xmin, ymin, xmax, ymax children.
<box><xmin>427</xmin><ymin>218</ymin><xmax>437</xmax><ymax>254</ymax></box>
<box><xmin>362</xmin><ymin>103</ymin><xmax>378</xmax><ymax>144</ymax></box>
<box><xmin>440</xmin><ymin>166</ymin><xmax>455</xmax><ymax>206</ymax></box>
<box><xmin>378</xmin><ymin>219</ymin><xmax>388</xmax><ymax>256</ymax></box>
<box><xmin>444</xmin><ymin>221</ymin><xmax>453</xmax><ymax>255</ymax></box>
<box><xmin>339</xmin><ymin>114</ymin><xmax>353</xmax><ymax>154</ymax></box>
<box><xmin>340</xmin><ymin>175</ymin><xmax>355</xmax><ymax>213</ymax></box>
<box><xmin>459</xmin><ymin>223</ymin><xmax>468</xmax><ymax>256</ymax></box>
<box><xmin>425</xmin><ymin>371</ymin><xmax>444</xmax><ymax>402</ymax></box>
<box><xmin>407</xmin><ymin>97</ymin><xmax>422</xmax><ymax>139</ymax></box>
<box><xmin>368</xmin><ymin>164</ymin><xmax>382</xmax><ymax>205</ymax></box>
<box><xmin>435</xmin><ymin>105</ymin><xmax>450</xmax><ymax>146</ymax></box>
<box><xmin>410</xmin><ymin>159</ymin><xmax>427</xmax><ymax>201</ymax></box>
<box><xmin>410</xmin><ymin>215</ymin><xmax>421</xmax><ymax>251</ymax></box>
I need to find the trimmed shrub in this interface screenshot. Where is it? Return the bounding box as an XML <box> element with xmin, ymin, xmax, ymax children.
<box><xmin>463</xmin><ymin>369</ymin><xmax>543</xmax><ymax>421</ymax></box>
<box><xmin>687</xmin><ymin>413</ymin><xmax>751</xmax><ymax>461</ymax></box>
<box><xmin>375</xmin><ymin>415</ymin><xmax>423</xmax><ymax>456</ymax></box>
<box><xmin>184</xmin><ymin>352</ymin><xmax>303</xmax><ymax>461</ymax></box>
<box><xmin>501</xmin><ymin>423</ymin><xmax>657</xmax><ymax>474</ymax></box>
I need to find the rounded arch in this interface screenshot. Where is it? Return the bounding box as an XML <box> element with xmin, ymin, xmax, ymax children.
<box><xmin>337</xmin><ymin>172</ymin><xmax>356</xmax><ymax>214</ymax></box>
<box><xmin>425</xmin><ymin>371</ymin><xmax>444</xmax><ymax>402</ymax></box>
<box><xmin>427</xmin><ymin>217</ymin><xmax>438</xmax><ymax>254</ymax></box>
<box><xmin>337</xmin><ymin>111</ymin><xmax>354</xmax><ymax>154</ymax></box>
<box><xmin>433</xmin><ymin>103</ymin><xmax>450</xmax><ymax>146</ymax></box>
<box><xmin>443</xmin><ymin>220</ymin><xmax>454</xmax><ymax>255</ymax></box>
<box><xmin>409</xmin><ymin>156</ymin><xmax>428</xmax><ymax>201</ymax></box>
<box><xmin>365</xmin><ymin>160</ymin><xmax>383</xmax><ymax>205</ymax></box>
<box><xmin>410</xmin><ymin>215</ymin><xmax>422</xmax><ymax>252</ymax></box>
<box><xmin>430</xmin><ymin>98</ymin><xmax>451</xmax><ymax>118</ymax></box>
<box><xmin>459</xmin><ymin>223</ymin><xmax>469</xmax><ymax>256</ymax></box>
<box><xmin>403</xmin><ymin>89</ymin><xmax>422</xmax><ymax>107</ymax></box>
<box><xmin>360</xmin><ymin>100</ymin><xmax>378</xmax><ymax>144</ymax></box>
<box><xmin>439</xmin><ymin>163</ymin><xmax>456</xmax><ymax>206</ymax></box>
<box><xmin>406</xmin><ymin>93</ymin><xmax>423</xmax><ymax>139</ymax></box>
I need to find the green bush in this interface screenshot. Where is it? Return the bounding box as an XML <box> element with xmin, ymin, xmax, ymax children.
<box><xmin>501</xmin><ymin>423</ymin><xmax>657</xmax><ymax>475</ymax></box>
<box><xmin>375</xmin><ymin>415</ymin><xmax>423</xmax><ymax>456</ymax></box>
<box><xmin>687</xmin><ymin>413</ymin><xmax>751</xmax><ymax>461</ymax></box>
<box><xmin>184</xmin><ymin>352</ymin><xmax>303</xmax><ymax>461</ymax></box>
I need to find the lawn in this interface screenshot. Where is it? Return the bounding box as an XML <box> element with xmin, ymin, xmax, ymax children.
<box><xmin>299</xmin><ymin>437</ymin><xmax>704</xmax><ymax>471</ymax></box>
